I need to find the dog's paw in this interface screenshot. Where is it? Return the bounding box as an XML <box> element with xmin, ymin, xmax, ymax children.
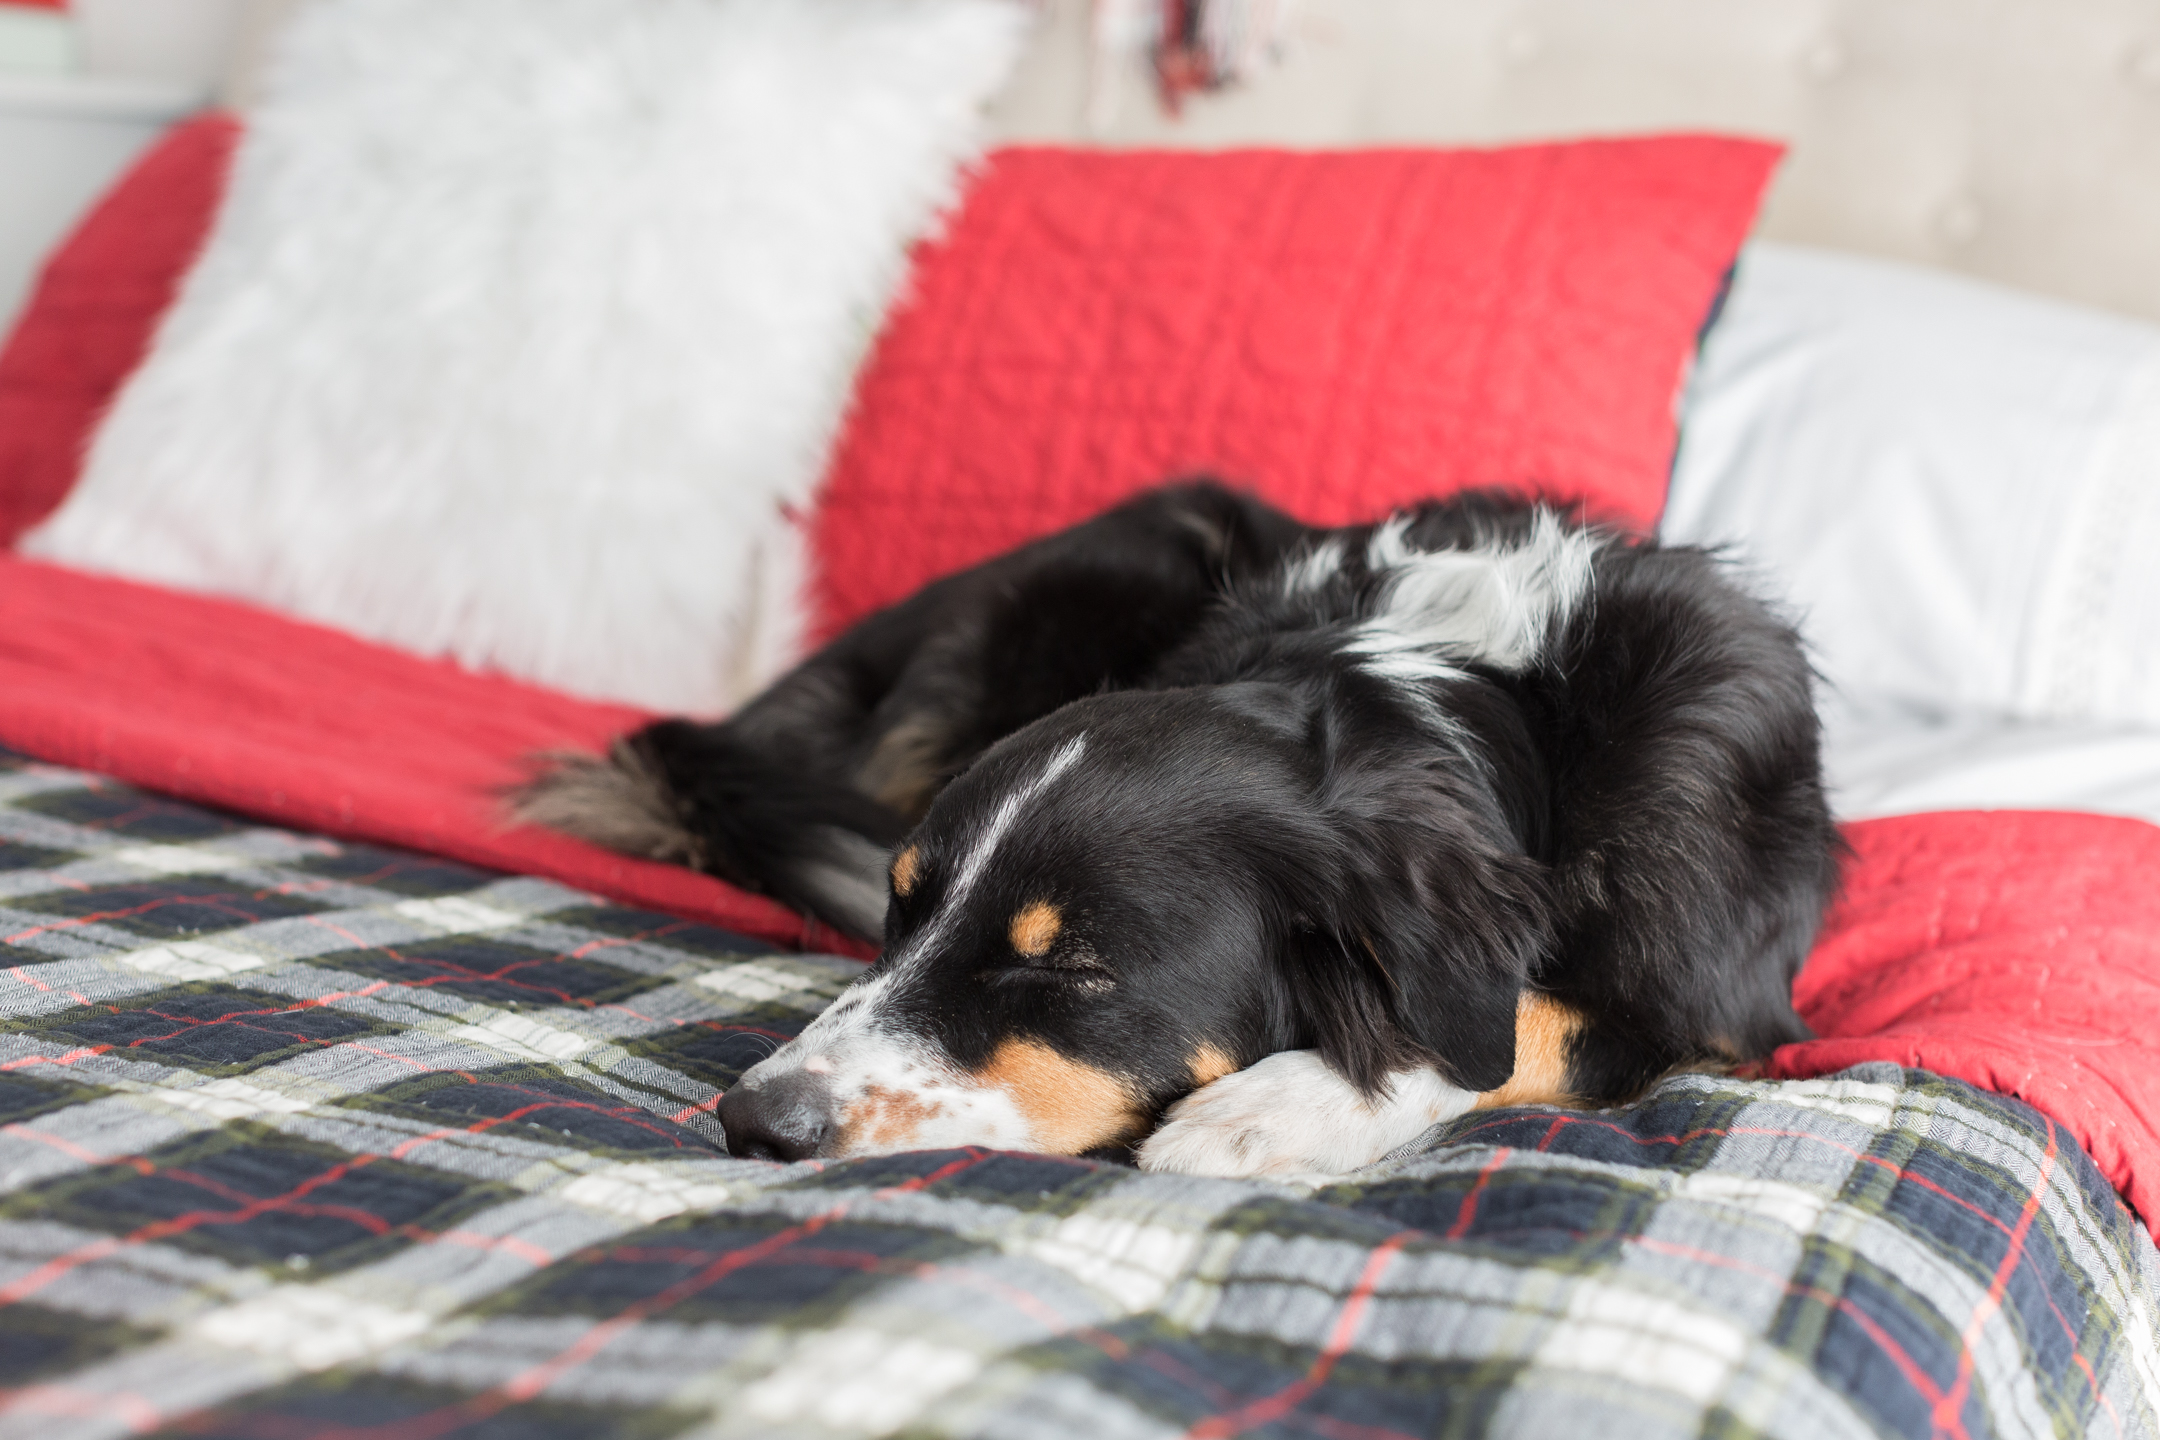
<box><xmin>1136</xmin><ymin>1051</ymin><xmax>1473</xmax><ymax>1178</ymax></box>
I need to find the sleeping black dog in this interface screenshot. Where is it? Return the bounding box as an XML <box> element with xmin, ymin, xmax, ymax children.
<box><xmin>520</xmin><ymin>483</ymin><xmax>1840</xmax><ymax>1175</ymax></box>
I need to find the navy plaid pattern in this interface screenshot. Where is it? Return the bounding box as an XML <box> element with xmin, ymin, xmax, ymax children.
<box><xmin>0</xmin><ymin>754</ymin><xmax>2155</xmax><ymax>1439</ymax></box>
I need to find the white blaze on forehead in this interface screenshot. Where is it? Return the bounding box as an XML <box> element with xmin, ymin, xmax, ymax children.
<box><xmin>1348</xmin><ymin>510</ymin><xmax>1599</xmax><ymax>685</ymax></box>
<box><xmin>894</xmin><ymin>730</ymin><xmax>1087</xmax><ymax>966</ymax></box>
<box><xmin>728</xmin><ymin>734</ymin><xmax>1089</xmax><ymax>1156</ymax></box>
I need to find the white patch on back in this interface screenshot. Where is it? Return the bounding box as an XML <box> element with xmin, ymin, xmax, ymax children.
<box><xmin>1135</xmin><ymin>1050</ymin><xmax>1477</xmax><ymax>1177</ymax></box>
<box><xmin>1279</xmin><ymin>537</ymin><xmax>1347</xmax><ymax>596</ymax></box>
<box><xmin>1346</xmin><ymin>510</ymin><xmax>1599</xmax><ymax>685</ymax></box>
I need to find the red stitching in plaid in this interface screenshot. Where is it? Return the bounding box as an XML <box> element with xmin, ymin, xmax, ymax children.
<box><xmin>1629</xmin><ymin>1234</ymin><xmax>1956</xmax><ymax>1417</ymax></box>
<box><xmin>5</xmin><ymin>893</ymin><xmax>268</xmax><ymax>946</ymax></box>
<box><xmin>1445</xmin><ymin>1147</ymin><xmax>1513</xmax><ymax>1240</ymax></box>
<box><xmin>430</xmin><ymin>1228</ymin><xmax>553</xmax><ymax>1268</ymax></box>
<box><xmin>168</xmin><ymin>1151</ymin><xmax>999</xmax><ymax>1440</ymax></box>
<box><xmin>0</xmin><ymin>1045</ymin><xmax>112</xmax><ymax>1072</ymax></box>
<box><xmin>560</xmin><ymin>918</ymin><xmax>698</xmax><ymax>964</ymax></box>
<box><xmin>420</xmin><ymin>1085</ymin><xmax>699</xmax><ymax>1149</ymax></box>
<box><xmin>0</xmin><ymin>1122</ymin><xmax>155</xmax><ymax>1173</ymax></box>
<box><xmin>72</xmin><ymin>801</ymin><xmax>169</xmax><ymax>833</ymax></box>
<box><xmin>100</xmin><ymin>999</ymin><xmax>361</xmax><ymax>1053</ymax></box>
<box><xmin>1454</xmin><ymin>1112</ymin><xmax>2032</xmax><ymax>1241</ymax></box>
<box><xmin>608</xmin><ymin>1241</ymin><xmax>1138</xmax><ymax>1361</ymax></box>
<box><xmin>299</xmin><ymin>914</ymin><xmax>658</xmax><ymax>1012</ymax></box>
<box><xmin>1934</xmin><ymin>1120</ymin><xmax>2061</xmax><ymax>1440</ymax></box>
<box><xmin>1182</xmin><ymin>1230</ymin><xmax>1417</xmax><ymax>1440</ymax></box>
<box><xmin>0</xmin><ymin>1089</ymin><xmax>691</xmax><ymax>1309</ymax></box>
<box><xmin>1140</xmin><ymin>1345</ymin><xmax>1431</xmax><ymax>1440</ymax></box>
<box><xmin>0</xmin><ymin>1147</ymin><xmax>398</xmax><ymax>1308</ymax></box>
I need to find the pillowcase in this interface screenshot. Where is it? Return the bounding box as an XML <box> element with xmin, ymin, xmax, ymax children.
<box><xmin>19</xmin><ymin>0</ymin><xmax>1028</xmax><ymax>713</ymax></box>
<box><xmin>811</xmin><ymin>137</ymin><xmax>1780</xmax><ymax>635</ymax></box>
<box><xmin>1665</xmin><ymin>242</ymin><xmax>2160</xmax><ymax>733</ymax></box>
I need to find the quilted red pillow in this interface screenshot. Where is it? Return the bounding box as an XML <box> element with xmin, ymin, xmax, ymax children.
<box><xmin>811</xmin><ymin>138</ymin><xmax>1779</xmax><ymax>636</ymax></box>
<box><xmin>0</xmin><ymin>113</ymin><xmax>240</xmax><ymax>548</ymax></box>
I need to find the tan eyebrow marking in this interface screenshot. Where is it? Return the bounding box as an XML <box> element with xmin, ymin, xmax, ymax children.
<box><xmin>890</xmin><ymin>844</ymin><xmax>922</xmax><ymax>898</ymax></box>
<box><xmin>1009</xmin><ymin>900</ymin><xmax>1061</xmax><ymax>957</ymax></box>
<box><xmin>1188</xmin><ymin>1043</ymin><xmax>1238</xmax><ymax>1088</ymax></box>
<box><xmin>976</xmin><ymin>1039</ymin><xmax>1144</xmax><ymax>1154</ymax></box>
<box><xmin>1472</xmin><ymin>992</ymin><xmax>1587</xmax><ymax>1110</ymax></box>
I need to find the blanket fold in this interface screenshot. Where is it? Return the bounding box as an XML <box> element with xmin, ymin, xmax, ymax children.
<box><xmin>0</xmin><ymin>554</ymin><xmax>864</xmax><ymax>956</ymax></box>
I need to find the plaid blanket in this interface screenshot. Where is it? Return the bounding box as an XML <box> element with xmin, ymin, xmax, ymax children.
<box><xmin>2</xmin><ymin>755</ymin><xmax>2156</xmax><ymax>1440</ymax></box>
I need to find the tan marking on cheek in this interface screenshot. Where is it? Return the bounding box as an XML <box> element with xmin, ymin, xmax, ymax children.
<box><xmin>1009</xmin><ymin>901</ymin><xmax>1061</xmax><ymax>957</ymax></box>
<box><xmin>890</xmin><ymin>845</ymin><xmax>922</xmax><ymax>898</ymax></box>
<box><xmin>976</xmin><ymin>1039</ymin><xmax>1143</xmax><ymax>1155</ymax></box>
<box><xmin>838</xmin><ymin>1083</ymin><xmax>949</xmax><ymax>1152</ymax></box>
<box><xmin>1187</xmin><ymin>1043</ymin><xmax>1238</xmax><ymax>1088</ymax></box>
<box><xmin>1472</xmin><ymin>993</ymin><xmax>1587</xmax><ymax>1110</ymax></box>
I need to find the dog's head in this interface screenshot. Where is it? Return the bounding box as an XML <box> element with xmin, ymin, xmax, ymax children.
<box><xmin>718</xmin><ymin>681</ymin><xmax>1551</xmax><ymax>1162</ymax></box>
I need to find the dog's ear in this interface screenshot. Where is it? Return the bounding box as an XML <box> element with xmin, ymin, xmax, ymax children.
<box><xmin>1280</xmin><ymin>775</ymin><xmax>1553</xmax><ymax>1097</ymax></box>
<box><xmin>1367</xmin><ymin>825</ymin><xmax>1552</xmax><ymax>1093</ymax></box>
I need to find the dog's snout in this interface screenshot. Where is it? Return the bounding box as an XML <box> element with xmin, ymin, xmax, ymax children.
<box><xmin>720</xmin><ymin>1070</ymin><xmax>835</xmax><ymax>1162</ymax></box>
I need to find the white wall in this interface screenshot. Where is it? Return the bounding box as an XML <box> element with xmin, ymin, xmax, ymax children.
<box><xmin>19</xmin><ymin>0</ymin><xmax>2160</xmax><ymax>329</ymax></box>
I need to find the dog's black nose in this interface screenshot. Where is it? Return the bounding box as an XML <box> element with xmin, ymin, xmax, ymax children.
<box><xmin>720</xmin><ymin>1070</ymin><xmax>834</xmax><ymax>1161</ymax></box>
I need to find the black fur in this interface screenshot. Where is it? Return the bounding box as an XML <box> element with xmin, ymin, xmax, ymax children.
<box><xmin>524</xmin><ymin>482</ymin><xmax>1841</xmax><ymax>1134</ymax></box>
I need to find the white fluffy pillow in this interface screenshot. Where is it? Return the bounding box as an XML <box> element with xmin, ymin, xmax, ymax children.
<box><xmin>25</xmin><ymin>0</ymin><xmax>1027</xmax><ymax>712</ymax></box>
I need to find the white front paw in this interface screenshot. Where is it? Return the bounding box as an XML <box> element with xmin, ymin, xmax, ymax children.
<box><xmin>1136</xmin><ymin>1051</ymin><xmax>1469</xmax><ymax>1178</ymax></box>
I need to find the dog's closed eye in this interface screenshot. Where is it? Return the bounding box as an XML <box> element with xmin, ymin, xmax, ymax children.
<box><xmin>977</xmin><ymin>905</ymin><xmax>1115</xmax><ymax>991</ymax></box>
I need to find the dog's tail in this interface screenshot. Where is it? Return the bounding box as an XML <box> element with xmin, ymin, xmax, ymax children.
<box><xmin>511</xmin><ymin>719</ymin><xmax>904</xmax><ymax>942</ymax></box>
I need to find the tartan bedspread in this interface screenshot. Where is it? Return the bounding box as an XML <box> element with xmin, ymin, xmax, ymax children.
<box><xmin>1</xmin><ymin>756</ymin><xmax>2156</xmax><ymax>1440</ymax></box>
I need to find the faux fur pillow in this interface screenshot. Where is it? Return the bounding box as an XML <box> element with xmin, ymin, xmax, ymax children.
<box><xmin>23</xmin><ymin>0</ymin><xmax>1027</xmax><ymax>712</ymax></box>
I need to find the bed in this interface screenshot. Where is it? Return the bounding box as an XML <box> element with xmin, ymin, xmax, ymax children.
<box><xmin>2</xmin><ymin>2</ymin><xmax>2159</xmax><ymax>1436</ymax></box>
<box><xmin>4</xmin><ymin>753</ymin><xmax>2155</xmax><ymax>1439</ymax></box>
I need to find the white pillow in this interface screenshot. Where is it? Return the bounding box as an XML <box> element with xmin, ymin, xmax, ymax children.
<box><xmin>24</xmin><ymin>0</ymin><xmax>1027</xmax><ymax>713</ymax></box>
<box><xmin>1667</xmin><ymin>242</ymin><xmax>2160</xmax><ymax>826</ymax></box>
<box><xmin>1667</xmin><ymin>242</ymin><xmax>2160</xmax><ymax>731</ymax></box>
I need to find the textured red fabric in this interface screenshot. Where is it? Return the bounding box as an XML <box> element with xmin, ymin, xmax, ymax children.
<box><xmin>0</xmin><ymin>556</ymin><xmax>870</xmax><ymax>956</ymax></box>
<box><xmin>812</xmin><ymin>138</ymin><xmax>1779</xmax><ymax>637</ymax></box>
<box><xmin>0</xmin><ymin>112</ymin><xmax>238</xmax><ymax>548</ymax></box>
<box><xmin>1771</xmin><ymin>810</ymin><xmax>2160</xmax><ymax>1238</ymax></box>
